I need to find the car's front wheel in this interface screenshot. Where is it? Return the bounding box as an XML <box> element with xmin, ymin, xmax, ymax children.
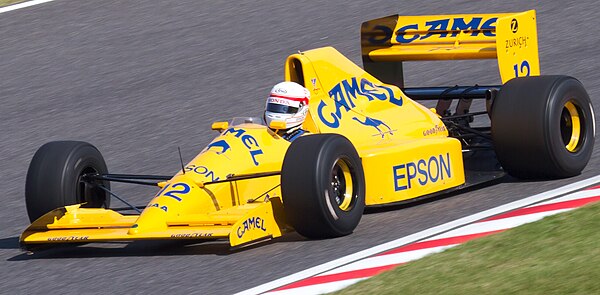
<box><xmin>281</xmin><ymin>134</ymin><xmax>365</xmax><ymax>239</ymax></box>
<box><xmin>25</xmin><ymin>141</ymin><xmax>111</xmax><ymax>222</ymax></box>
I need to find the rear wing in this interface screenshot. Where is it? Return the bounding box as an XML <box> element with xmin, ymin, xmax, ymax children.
<box><xmin>361</xmin><ymin>10</ymin><xmax>539</xmax><ymax>86</ymax></box>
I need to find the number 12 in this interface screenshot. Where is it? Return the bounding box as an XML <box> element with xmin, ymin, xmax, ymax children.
<box><xmin>156</xmin><ymin>182</ymin><xmax>191</xmax><ymax>202</ymax></box>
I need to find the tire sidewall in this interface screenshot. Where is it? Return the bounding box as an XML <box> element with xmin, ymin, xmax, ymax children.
<box><xmin>545</xmin><ymin>78</ymin><xmax>594</xmax><ymax>176</ymax></box>
<box><xmin>314</xmin><ymin>137</ymin><xmax>365</xmax><ymax>236</ymax></box>
<box><xmin>491</xmin><ymin>75</ymin><xmax>594</xmax><ymax>178</ymax></box>
<box><xmin>25</xmin><ymin>141</ymin><xmax>110</xmax><ymax>222</ymax></box>
<box><xmin>281</xmin><ymin>134</ymin><xmax>365</xmax><ymax>239</ymax></box>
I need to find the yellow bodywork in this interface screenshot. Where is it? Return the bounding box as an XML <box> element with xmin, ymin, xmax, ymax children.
<box><xmin>361</xmin><ymin>10</ymin><xmax>539</xmax><ymax>82</ymax></box>
<box><xmin>22</xmin><ymin>125</ymin><xmax>290</xmax><ymax>248</ymax></box>
<box><xmin>21</xmin><ymin>10</ymin><xmax>539</xmax><ymax>248</ymax></box>
<box><xmin>285</xmin><ymin>47</ymin><xmax>465</xmax><ymax>205</ymax></box>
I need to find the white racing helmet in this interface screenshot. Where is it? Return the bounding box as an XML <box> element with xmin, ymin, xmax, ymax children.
<box><xmin>264</xmin><ymin>81</ymin><xmax>310</xmax><ymax>129</ymax></box>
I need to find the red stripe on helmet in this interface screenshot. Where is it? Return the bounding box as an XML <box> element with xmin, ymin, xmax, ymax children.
<box><xmin>269</xmin><ymin>93</ymin><xmax>309</xmax><ymax>105</ymax></box>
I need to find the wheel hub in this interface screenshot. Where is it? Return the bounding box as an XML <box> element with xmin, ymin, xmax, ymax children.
<box><xmin>331</xmin><ymin>174</ymin><xmax>345</xmax><ymax>205</ymax></box>
<box><xmin>561</xmin><ymin>100</ymin><xmax>582</xmax><ymax>153</ymax></box>
<box><xmin>330</xmin><ymin>158</ymin><xmax>354</xmax><ymax>211</ymax></box>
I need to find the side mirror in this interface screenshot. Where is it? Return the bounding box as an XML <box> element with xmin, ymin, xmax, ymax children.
<box><xmin>211</xmin><ymin>121</ymin><xmax>229</xmax><ymax>132</ymax></box>
<box><xmin>269</xmin><ymin>120</ymin><xmax>286</xmax><ymax>130</ymax></box>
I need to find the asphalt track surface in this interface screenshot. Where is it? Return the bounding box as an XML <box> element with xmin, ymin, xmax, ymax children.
<box><xmin>0</xmin><ymin>1</ymin><xmax>598</xmax><ymax>294</ymax></box>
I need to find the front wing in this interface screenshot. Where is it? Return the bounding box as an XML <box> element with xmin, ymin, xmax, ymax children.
<box><xmin>20</xmin><ymin>197</ymin><xmax>287</xmax><ymax>249</ymax></box>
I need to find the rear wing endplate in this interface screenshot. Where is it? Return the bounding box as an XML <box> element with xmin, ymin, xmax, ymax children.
<box><xmin>361</xmin><ymin>10</ymin><xmax>539</xmax><ymax>86</ymax></box>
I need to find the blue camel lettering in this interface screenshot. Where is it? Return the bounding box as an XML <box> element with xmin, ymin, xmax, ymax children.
<box><xmin>352</xmin><ymin>116</ymin><xmax>393</xmax><ymax>138</ymax></box>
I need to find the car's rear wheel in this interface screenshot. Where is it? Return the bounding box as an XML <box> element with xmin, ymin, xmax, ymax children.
<box><xmin>25</xmin><ymin>141</ymin><xmax>110</xmax><ymax>222</ymax></box>
<box><xmin>491</xmin><ymin>75</ymin><xmax>594</xmax><ymax>179</ymax></box>
<box><xmin>281</xmin><ymin>134</ymin><xmax>365</xmax><ymax>239</ymax></box>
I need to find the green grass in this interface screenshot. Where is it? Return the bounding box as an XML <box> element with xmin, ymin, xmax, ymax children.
<box><xmin>335</xmin><ymin>201</ymin><xmax>600</xmax><ymax>295</ymax></box>
<box><xmin>0</xmin><ymin>0</ymin><xmax>25</xmax><ymax>7</ymax></box>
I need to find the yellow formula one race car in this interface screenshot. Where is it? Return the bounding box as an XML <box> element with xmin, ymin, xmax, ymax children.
<box><xmin>21</xmin><ymin>10</ymin><xmax>594</xmax><ymax>250</ymax></box>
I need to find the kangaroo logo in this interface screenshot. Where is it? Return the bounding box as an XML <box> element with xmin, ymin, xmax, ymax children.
<box><xmin>352</xmin><ymin>116</ymin><xmax>394</xmax><ymax>138</ymax></box>
<box><xmin>205</xmin><ymin>140</ymin><xmax>231</xmax><ymax>154</ymax></box>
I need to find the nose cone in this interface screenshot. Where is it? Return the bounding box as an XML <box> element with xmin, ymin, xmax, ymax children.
<box><xmin>127</xmin><ymin>175</ymin><xmax>213</xmax><ymax>235</ymax></box>
<box><xmin>127</xmin><ymin>206</ymin><xmax>168</xmax><ymax>235</ymax></box>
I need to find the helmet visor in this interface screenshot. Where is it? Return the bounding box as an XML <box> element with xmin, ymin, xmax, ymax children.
<box><xmin>267</xmin><ymin>103</ymin><xmax>299</xmax><ymax>114</ymax></box>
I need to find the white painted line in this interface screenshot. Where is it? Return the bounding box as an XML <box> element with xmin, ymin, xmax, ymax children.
<box><xmin>0</xmin><ymin>0</ymin><xmax>58</xmax><ymax>14</ymax></box>
<box><xmin>305</xmin><ymin>207</ymin><xmax>573</xmax><ymax>276</ymax></box>
<box><xmin>294</xmin><ymin>203</ymin><xmax>580</xmax><ymax>277</ymax></box>
<box><xmin>292</xmin><ymin>189</ymin><xmax>600</xmax><ymax>294</ymax></box>
<box><xmin>319</xmin><ymin>245</ymin><xmax>454</xmax><ymax>276</ymax></box>
<box><xmin>265</xmin><ymin>279</ymin><xmax>365</xmax><ymax>295</ymax></box>
<box><xmin>235</xmin><ymin>175</ymin><xmax>600</xmax><ymax>295</ymax></box>
<box><xmin>432</xmin><ymin>209</ymin><xmax>570</xmax><ymax>239</ymax></box>
<box><xmin>533</xmin><ymin>188</ymin><xmax>600</xmax><ymax>206</ymax></box>
<box><xmin>325</xmin><ymin>193</ymin><xmax>593</xmax><ymax>277</ymax></box>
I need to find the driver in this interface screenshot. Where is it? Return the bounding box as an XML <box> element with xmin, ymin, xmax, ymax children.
<box><xmin>264</xmin><ymin>81</ymin><xmax>310</xmax><ymax>142</ymax></box>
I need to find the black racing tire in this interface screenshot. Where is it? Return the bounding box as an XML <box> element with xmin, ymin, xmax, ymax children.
<box><xmin>281</xmin><ymin>134</ymin><xmax>365</xmax><ymax>239</ymax></box>
<box><xmin>491</xmin><ymin>75</ymin><xmax>594</xmax><ymax>179</ymax></box>
<box><xmin>25</xmin><ymin>141</ymin><xmax>110</xmax><ymax>222</ymax></box>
